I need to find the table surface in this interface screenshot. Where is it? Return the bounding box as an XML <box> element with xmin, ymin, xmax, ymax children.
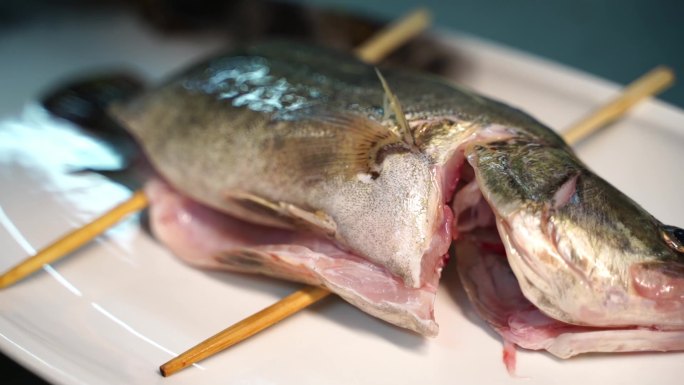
<box><xmin>1</xmin><ymin>1</ymin><xmax>681</xmax><ymax>384</ymax></box>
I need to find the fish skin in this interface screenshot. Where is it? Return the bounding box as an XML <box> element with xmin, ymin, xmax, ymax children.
<box><xmin>109</xmin><ymin>41</ymin><xmax>486</xmax><ymax>290</ymax></box>
<box><xmin>110</xmin><ymin>41</ymin><xmax>684</xmax><ymax>340</ymax></box>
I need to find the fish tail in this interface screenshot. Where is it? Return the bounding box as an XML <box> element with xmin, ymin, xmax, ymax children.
<box><xmin>40</xmin><ymin>72</ymin><xmax>145</xmax><ymax>136</ymax></box>
<box><xmin>41</xmin><ymin>72</ymin><xmax>149</xmax><ymax>190</ymax></box>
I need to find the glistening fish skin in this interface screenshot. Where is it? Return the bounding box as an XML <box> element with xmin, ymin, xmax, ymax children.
<box><xmin>110</xmin><ymin>41</ymin><xmax>684</xmax><ymax>345</ymax></box>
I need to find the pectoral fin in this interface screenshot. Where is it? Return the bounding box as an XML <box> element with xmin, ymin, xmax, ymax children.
<box><xmin>225</xmin><ymin>190</ymin><xmax>338</xmax><ymax>239</ymax></box>
<box><xmin>289</xmin><ymin>111</ymin><xmax>406</xmax><ymax>179</ymax></box>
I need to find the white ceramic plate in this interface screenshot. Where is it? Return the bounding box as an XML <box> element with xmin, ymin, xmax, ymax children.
<box><xmin>1</xmin><ymin>9</ymin><xmax>682</xmax><ymax>385</ymax></box>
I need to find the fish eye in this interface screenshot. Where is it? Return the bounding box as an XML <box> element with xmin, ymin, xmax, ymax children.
<box><xmin>662</xmin><ymin>225</ymin><xmax>684</xmax><ymax>253</ymax></box>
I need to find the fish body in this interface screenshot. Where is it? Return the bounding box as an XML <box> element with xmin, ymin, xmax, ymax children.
<box><xmin>109</xmin><ymin>42</ymin><xmax>684</xmax><ymax>351</ymax></box>
<box><xmin>113</xmin><ymin>44</ymin><xmax>450</xmax><ymax>289</ymax></box>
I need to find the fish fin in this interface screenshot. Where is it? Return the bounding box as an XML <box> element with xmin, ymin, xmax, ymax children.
<box><xmin>381</xmin><ymin>89</ymin><xmax>391</xmax><ymax>121</ymax></box>
<box><xmin>285</xmin><ymin>204</ymin><xmax>338</xmax><ymax>239</ymax></box>
<box><xmin>289</xmin><ymin>111</ymin><xmax>407</xmax><ymax>179</ymax></box>
<box><xmin>225</xmin><ymin>191</ymin><xmax>338</xmax><ymax>238</ymax></box>
<box><xmin>374</xmin><ymin>68</ymin><xmax>417</xmax><ymax>150</ymax></box>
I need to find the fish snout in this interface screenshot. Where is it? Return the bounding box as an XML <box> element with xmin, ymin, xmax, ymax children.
<box><xmin>630</xmin><ymin>260</ymin><xmax>684</xmax><ymax>322</ymax></box>
<box><xmin>629</xmin><ymin>224</ymin><xmax>684</xmax><ymax>312</ymax></box>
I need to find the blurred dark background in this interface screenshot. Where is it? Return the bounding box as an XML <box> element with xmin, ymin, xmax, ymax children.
<box><xmin>1</xmin><ymin>0</ymin><xmax>682</xmax><ymax>383</ymax></box>
<box><xmin>2</xmin><ymin>0</ymin><xmax>682</xmax><ymax>107</ymax></box>
<box><xmin>307</xmin><ymin>0</ymin><xmax>683</xmax><ymax>107</ymax></box>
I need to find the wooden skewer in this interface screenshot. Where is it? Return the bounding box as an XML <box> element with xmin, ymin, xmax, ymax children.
<box><xmin>159</xmin><ymin>286</ymin><xmax>331</xmax><ymax>377</ymax></box>
<box><xmin>159</xmin><ymin>64</ymin><xmax>678</xmax><ymax>376</ymax></box>
<box><xmin>563</xmin><ymin>66</ymin><xmax>674</xmax><ymax>144</ymax></box>
<box><xmin>0</xmin><ymin>190</ymin><xmax>148</xmax><ymax>288</ymax></box>
<box><xmin>354</xmin><ymin>8</ymin><xmax>430</xmax><ymax>63</ymax></box>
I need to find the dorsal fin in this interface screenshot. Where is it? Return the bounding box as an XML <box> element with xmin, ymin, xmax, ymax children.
<box><xmin>374</xmin><ymin>68</ymin><xmax>417</xmax><ymax>151</ymax></box>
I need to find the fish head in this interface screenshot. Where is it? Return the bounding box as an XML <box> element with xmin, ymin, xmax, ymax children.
<box><xmin>501</xmin><ymin>182</ymin><xmax>684</xmax><ymax>329</ymax></box>
<box><xmin>472</xmin><ymin>142</ymin><xmax>684</xmax><ymax>329</ymax></box>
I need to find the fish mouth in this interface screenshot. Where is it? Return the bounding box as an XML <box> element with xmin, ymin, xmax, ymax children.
<box><xmin>631</xmin><ymin>261</ymin><xmax>684</xmax><ymax>307</ymax></box>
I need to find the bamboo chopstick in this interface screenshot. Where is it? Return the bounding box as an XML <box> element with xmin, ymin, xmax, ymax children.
<box><xmin>354</xmin><ymin>8</ymin><xmax>430</xmax><ymax>64</ymax></box>
<box><xmin>159</xmin><ymin>286</ymin><xmax>331</xmax><ymax>377</ymax></box>
<box><xmin>563</xmin><ymin>66</ymin><xmax>674</xmax><ymax>144</ymax></box>
<box><xmin>0</xmin><ymin>190</ymin><xmax>148</xmax><ymax>288</ymax></box>
<box><xmin>159</xmin><ymin>65</ymin><xmax>678</xmax><ymax>376</ymax></box>
<box><xmin>159</xmin><ymin>7</ymin><xmax>433</xmax><ymax>377</ymax></box>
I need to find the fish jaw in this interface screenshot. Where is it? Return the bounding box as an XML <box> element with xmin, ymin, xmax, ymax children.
<box><xmin>496</xmin><ymin>211</ymin><xmax>684</xmax><ymax>328</ymax></box>
<box><xmin>455</xmin><ymin>229</ymin><xmax>684</xmax><ymax>359</ymax></box>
